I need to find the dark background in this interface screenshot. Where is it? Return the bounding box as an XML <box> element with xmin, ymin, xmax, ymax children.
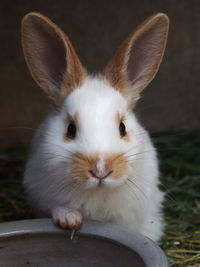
<box><xmin>0</xmin><ymin>0</ymin><xmax>200</xmax><ymax>150</ymax></box>
<box><xmin>0</xmin><ymin>3</ymin><xmax>199</xmax><ymax>265</ymax></box>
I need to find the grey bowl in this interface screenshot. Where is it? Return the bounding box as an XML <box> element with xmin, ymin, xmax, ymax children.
<box><xmin>0</xmin><ymin>219</ymin><xmax>168</xmax><ymax>267</ymax></box>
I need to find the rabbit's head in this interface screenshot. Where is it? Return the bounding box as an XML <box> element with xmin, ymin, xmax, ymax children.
<box><xmin>22</xmin><ymin>13</ymin><xmax>169</xmax><ymax>189</ymax></box>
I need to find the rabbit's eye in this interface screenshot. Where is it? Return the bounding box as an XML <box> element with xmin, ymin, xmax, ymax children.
<box><xmin>66</xmin><ymin>122</ymin><xmax>76</xmax><ymax>139</ymax></box>
<box><xmin>119</xmin><ymin>122</ymin><xmax>126</xmax><ymax>137</ymax></box>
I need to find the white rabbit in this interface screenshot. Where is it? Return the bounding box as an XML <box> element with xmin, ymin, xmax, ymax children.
<box><xmin>22</xmin><ymin>12</ymin><xmax>169</xmax><ymax>242</ymax></box>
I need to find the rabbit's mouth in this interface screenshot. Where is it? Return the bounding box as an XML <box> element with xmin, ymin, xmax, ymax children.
<box><xmin>85</xmin><ymin>174</ymin><xmax>128</xmax><ymax>189</ymax></box>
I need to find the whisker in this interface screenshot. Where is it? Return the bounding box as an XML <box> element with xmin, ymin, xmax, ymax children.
<box><xmin>110</xmin><ymin>153</ymin><xmax>125</xmax><ymax>164</ymax></box>
<box><xmin>127</xmin><ymin>172</ymin><xmax>177</xmax><ymax>204</ymax></box>
<box><xmin>124</xmin><ymin>181</ymin><xmax>145</xmax><ymax>209</ymax></box>
<box><xmin>158</xmin><ymin>181</ymin><xmax>177</xmax><ymax>203</ymax></box>
<box><xmin>127</xmin><ymin>178</ymin><xmax>148</xmax><ymax>200</ymax></box>
<box><xmin>126</xmin><ymin>150</ymin><xmax>155</xmax><ymax>158</ymax></box>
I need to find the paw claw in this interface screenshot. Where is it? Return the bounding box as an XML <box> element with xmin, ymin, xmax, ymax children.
<box><xmin>52</xmin><ymin>207</ymin><xmax>82</xmax><ymax>230</ymax></box>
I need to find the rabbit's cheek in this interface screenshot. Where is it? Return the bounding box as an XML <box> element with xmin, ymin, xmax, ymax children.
<box><xmin>105</xmin><ymin>153</ymin><xmax>128</xmax><ymax>180</ymax></box>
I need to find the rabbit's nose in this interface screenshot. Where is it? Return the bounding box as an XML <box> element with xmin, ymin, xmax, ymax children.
<box><xmin>89</xmin><ymin>169</ymin><xmax>113</xmax><ymax>179</ymax></box>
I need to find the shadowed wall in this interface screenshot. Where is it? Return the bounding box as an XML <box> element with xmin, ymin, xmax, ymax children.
<box><xmin>0</xmin><ymin>0</ymin><xmax>199</xmax><ymax>150</ymax></box>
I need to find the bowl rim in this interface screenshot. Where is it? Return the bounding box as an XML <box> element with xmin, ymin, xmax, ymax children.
<box><xmin>0</xmin><ymin>219</ymin><xmax>168</xmax><ymax>267</ymax></box>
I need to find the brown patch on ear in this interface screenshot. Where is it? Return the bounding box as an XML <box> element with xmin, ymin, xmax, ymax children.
<box><xmin>103</xmin><ymin>45</ymin><xmax>130</xmax><ymax>97</ymax></box>
<box><xmin>64</xmin><ymin>112</ymin><xmax>80</xmax><ymax>142</ymax></box>
<box><xmin>127</xmin><ymin>98</ymin><xmax>137</xmax><ymax>110</ymax></box>
<box><xmin>22</xmin><ymin>12</ymin><xmax>87</xmax><ymax>107</ymax></box>
<box><xmin>103</xmin><ymin>13</ymin><xmax>169</xmax><ymax>109</ymax></box>
<box><xmin>61</xmin><ymin>43</ymin><xmax>86</xmax><ymax>101</ymax></box>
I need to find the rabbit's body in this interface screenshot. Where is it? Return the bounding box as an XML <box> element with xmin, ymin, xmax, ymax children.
<box><xmin>24</xmin><ymin>77</ymin><xmax>164</xmax><ymax>241</ymax></box>
<box><xmin>22</xmin><ymin>13</ymin><xmax>169</xmax><ymax>242</ymax></box>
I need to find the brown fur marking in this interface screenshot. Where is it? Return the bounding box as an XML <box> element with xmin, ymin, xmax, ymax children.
<box><xmin>105</xmin><ymin>153</ymin><xmax>128</xmax><ymax>179</ymax></box>
<box><xmin>22</xmin><ymin>12</ymin><xmax>87</xmax><ymax>107</ymax></box>
<box><xmin>103</xmin><ymin>13</ymin><xmax>169</xmax><ymax>109</ymax></box>
<box><xmin>70</xmin><ymin>152</ymin><xmax>128</xmax><ymax>184</ymax></box>
<box><xmin>115</xmin><ymin>112</ymin><xmax>121</xmax><ymax>125</ymax></box>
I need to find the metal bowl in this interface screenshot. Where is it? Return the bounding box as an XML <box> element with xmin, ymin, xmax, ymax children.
<box><xmin>0</xmin><ymin>219</ymin><xmax>168</xmax><ymax>267</ymax></box>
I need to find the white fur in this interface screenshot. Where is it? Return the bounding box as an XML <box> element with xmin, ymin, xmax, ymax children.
<box><xmin>24</xmin><ymin>76</ymin><xmax>164</xmax><ymax>242</ymax></box>
<box><xmin>52</xmin><ymin>207</ymin><xmax>82</xmax><ymax>229</ymax></box>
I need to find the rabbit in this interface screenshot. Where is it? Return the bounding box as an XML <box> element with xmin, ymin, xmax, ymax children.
<box><xmin>22</xmin><ymin>12</ymin><xmax>169</xmax><ymax>242</ymax></box>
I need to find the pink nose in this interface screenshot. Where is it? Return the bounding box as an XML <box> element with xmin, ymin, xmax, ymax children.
<box><xmin>89</xmin><ymin>169</ymin><xmax>113</xmax><ymax>179</ymax></box>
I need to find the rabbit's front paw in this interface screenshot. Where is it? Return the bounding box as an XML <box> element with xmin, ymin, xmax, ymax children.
<box><xmin>52</xmin><ymin>207</ymin><xmax>82</xmax><ymax>230</ymax></box>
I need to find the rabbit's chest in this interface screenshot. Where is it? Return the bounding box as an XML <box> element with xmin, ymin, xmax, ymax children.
<box><xmin>81</xmin><ymin>189</ymin><xmax>134</xmax><ymax>222</ymax></box>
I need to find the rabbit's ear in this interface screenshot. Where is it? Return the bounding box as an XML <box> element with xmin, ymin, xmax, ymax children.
<box><xmin>22</xmin><ymin>13</ymin><xmax>86</xmax><ymax>106</ymax></box>
<box><xmin>104</xmin><ymin>13</ymin><xmax>169</xmax><ymax>108</ymax></box>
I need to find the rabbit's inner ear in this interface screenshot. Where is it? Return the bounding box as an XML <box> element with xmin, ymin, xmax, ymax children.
<box><xmin>126</xmin><ymin>17</ymin><xmax>168</xmax><ymax>93</ymax></box>
<box><xmin>103</xmin><ymin>13</ymin><xmax>169</xmax><ymax>109</ymax></box>
<box><xmin>22</xmin><ymin>13</ymin><xmax>86</xmax><ymax>106</ymax></box>
<box><xmin>28</xmin><ymin>17</ymin><xmax>67</xmax><ymax>87</ymax></box>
